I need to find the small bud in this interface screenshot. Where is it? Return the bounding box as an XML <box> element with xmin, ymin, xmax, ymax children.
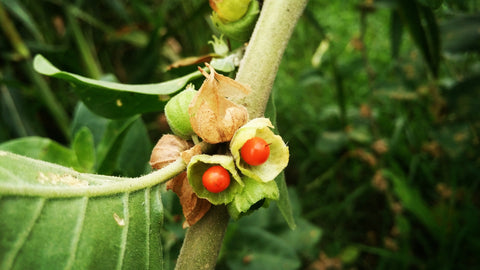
<box><xmin>208</xmin><ymin>35</ymin><xmax>229</xmax><ymax>57</ymax></box>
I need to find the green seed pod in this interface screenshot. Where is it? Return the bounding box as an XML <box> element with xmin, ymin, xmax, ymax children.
<box><xmin>187</xmin><ymin>154</ymin><xmax>244</xmax><ymax>205</ymax></box>
<box><xmin>211</xmin><ymin>0</ymin><xmax>259</xmax><ymax>42</ymax></box>
<box><xmin>210</xmin><ymin>0</ymin><xmax>252</xmax><ymax>23</ymax></box>
<box><xmin>227</xmin><ymin>176</ymin><xmax>279</xmax><ymax>220</ymax></box>
<box><xmin>164</xmin><ymin>86</ymin><xmax>197</xmax><ymax>139</ymax></box>
<box><xmin>230</xmin><ymin>118</ymin><xmax>289</xmax><ymax>182</ymax></box>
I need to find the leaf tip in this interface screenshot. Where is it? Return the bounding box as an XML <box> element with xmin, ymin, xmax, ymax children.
<box><xmin>33</xmin><ymin>54</ymin><xmax>60</xmax><ymax>75</ymax></box>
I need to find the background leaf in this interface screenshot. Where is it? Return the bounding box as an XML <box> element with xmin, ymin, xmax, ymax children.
<box><xmin>397</xmin><ymin>0</ymin><xmax>440</xmax><ymax>77</ymax></box>
<box><xmin>70</xmin><ymin>103</ymin><xmax>150</xmax><ymax>176</ymax></box>
<box><xmin>0</xmin><ymin>136</ymin><xmax>82</xmax><ymax>171</ymax></box>
<box><xmin>441</xmin><ymin>13</ymin><xmax>480</xmax><ymax>54</ymax></box>
<box><xmin>0</xmin><ymin>150</ymin><xmax>169</xmax><ymax>269</ymax></box>
<box><xmin>33</xmin><ymin>54</ymin><xmax>202</xmax><ymax>119</ymax></box>
<box><xmin>72</xmin><ymin>127</ymin><xmax>96</xmax><ymax>173</ymax></box>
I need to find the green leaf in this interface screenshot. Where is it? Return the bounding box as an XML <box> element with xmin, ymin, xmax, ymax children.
<box><xmin>33</xmin><ymin>54</ymin><xmax>203</xmax><ymax>118</ymax></box>
<box><xmin>390</xmin><ymin>10</ymin><xmax>403</xmax><ymax>59</ymax></box>
<box><xmin>0</xmin><ymin>137</ymin><xmax>81</xmax><ymax>171</ymax></box>
<box><xmin>441</xmin><ymin>14</ymin><xmax>480</xmax><ymax>54</ymax></box>
<box><xmin>275</xmin><ymin>173</ymin><xmax>296</xmax><ymax>229</ymax></box>
<box><xmin>115</xmin><ymin>118</ymin><xmax>152</xmax><ymax>177</ymax></box>
<box><xmin>70</xmin><ymin>103</ymin><xmax>142</xmax><ymax>175</ymax></box>
<box><xmin>1</xmin><ymin>0</ymin><xmax>44</xmax><ymax>41</ymax></box>
<box><xmin>224</xmin><ymin>227</ymin><xmax>300</xmax><ymax>270</ymax></box>
<box><xmin>397</xmin><ymin>0</ymin><xmax>440</xmax><ymax>77</ymax></box>
<box><xmin>0</xmin><ymin>150</ymin><xmax>187</xmax><ymax>269</ymax></box>
<box><xmin>417</xmin><ymin>0</ymin><xmax>443</xmax><ymax>9</ymax></box>
<box><xmin>72</xmin><ymin>127</ymin><xmax>96</xmax><ymax>173</ymax></box>
<box><xmin>383</xmin><ymin>169</ymin><xmax>440</xmax><ymax>238</ymax></box>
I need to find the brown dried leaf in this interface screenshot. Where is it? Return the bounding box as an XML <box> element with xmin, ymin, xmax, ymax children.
<box><xmin>189</xmin><ymin>63</ymin><xmax>250</xmax><ymax>144</ymax></box>
<box><xmin>166</xmin><ymin>54</ymin><xmax>215</xmax><ymax>70</ymax></box>
<box><xmin>150</xmin><ymin>134</ymin><xmax>192</xmax><ymax>170</ymax></box>
<box><xmin>166</xmin><ymin>172</ymin><xmax>212</xmax><ymax>228</ymax></box>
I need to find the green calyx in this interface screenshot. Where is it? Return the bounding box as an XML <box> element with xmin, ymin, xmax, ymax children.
<box><xmin>230</xmin><ymin>118</ymin><xmax>289</xmax><ymax>182</ymax></box>
<box><xmin>227</xmin><ymin>176</ymin><xmax>279</xmax><ymax>219</ymax></box>
<box><xmin>211</xmin><ymin>0</ymin><xmax>260</xmax><ymax>42</ymax></box>
<box><xmin>164</xmin><ymin>86</ymin><xmax>197</xmax><ymax>139</ymax></box>
<box><xmin>187</xmin><ymin>154</ymin><xmax>244</xmax><ymax>205</ymax></box>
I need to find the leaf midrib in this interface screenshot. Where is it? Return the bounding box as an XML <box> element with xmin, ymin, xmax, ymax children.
<box><xmin>0</xmin><ymin>151</ymin><xmax>185</xmax><ymax>198</ymax></box>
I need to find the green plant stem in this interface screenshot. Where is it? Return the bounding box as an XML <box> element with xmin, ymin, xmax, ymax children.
<box><xmin>0</xmin><ymin>2</ymin><xmax>30</xmax><ymax>59</ymax></box>
<box><xmin>66</xmin><ymin>5</ymin><xmax>102</xmax><ymax>79</ymax></box>
<box><xmin>24</xmin><ymin>62</ymin><xmax>72</xmax><ymax>140</ymax></box>
<box><xmin>0</xmin><ymin>3</ymin><xmax>71</xmax><ymax>139</ymax></box>
<box><xmin>234</xmin><ymin>0</ymin><xmax>309</xmax><ymax>119</ymax></box>
<box><xmin>174</xmin><ymin>1</ymin><xmax>308</xmax><ymax>269</ymax></box>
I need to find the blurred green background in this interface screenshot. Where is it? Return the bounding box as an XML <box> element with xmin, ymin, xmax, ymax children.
<box><xmin>1</xmin><ymin>0</ymin><xmax>479</xmax><ymax>269</ymax></box>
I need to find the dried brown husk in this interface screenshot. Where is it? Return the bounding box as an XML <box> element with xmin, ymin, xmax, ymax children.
<box><xmin>149</xmin><ymin>134</ymin><xmax>192</xmax><ymax>170</ymax></box>
<box><xmin>188</xmin><ymin>63</ymin><xmax>250</xmax><ymax>144</ymax></box>
<box><xmin>166</xmin><ymin>172</ymin><xmax>211</xmax><ymax>228</ymax></box>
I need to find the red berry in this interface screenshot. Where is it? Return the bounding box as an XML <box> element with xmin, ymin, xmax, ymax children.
<box><xmin>240</xmin><ymin>137</ymin><xmax>270</xmax><ymax>166</ymax></box>
<box><xmin>202</xmin><ymin>165</ymin><xmax>231</xmax><ymax>193</ymax></box>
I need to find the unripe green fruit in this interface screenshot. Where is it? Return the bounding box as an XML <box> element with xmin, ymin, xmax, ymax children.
<box><xmin>165</xmin><ymin>88</ymin><xmax>197</xmax><ymax>139</ymax></box>
<box><xmin>210</xmin><ymin>0</ymin><xmax>252</xmax><ymax>23</ymax></box>
<box><xmin>211</xmin><ymin>0</ymin><xmax>259</xmax><ymax>42</ymax></box>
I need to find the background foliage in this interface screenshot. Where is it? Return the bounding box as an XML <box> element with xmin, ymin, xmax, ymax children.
<box><xmin>1</xmin><ymin>0</ymin><xmax>479</xmax><ymax>269</ymax></box>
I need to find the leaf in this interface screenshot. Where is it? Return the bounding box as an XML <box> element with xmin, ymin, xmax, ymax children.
<box><xmin>72</xmin><ymin>127</ymin><xmax>96</xmax><ymax>173</ymax></box>
<box><xmin>383</xmin><ymin>169</ymin><xmax>440</xmax><ymax>238</ymax></box>
<box><xmin>397</xmin><ymin>0</ymin><xmax>440</xmax><ymax>77</ymax></box>
<box><xmin>224</xmin><ymin>227</ymin><xmax>300</xmax><ymax>270</ymax></box>
<box><xmin>115</xmin><ymin>118</ymin><xmax>152</xmax><ymax>177</ymax></box>
<box><xmin>417</xmin><ymin>0</ymin><xmax>443</xmax><ymax>9</ymax></box>
<box><xmin>0</xmin><ymin>137</ymin><xmax>82</xmax><ymax>171</ymax></box>
<box><xmin>275</xmin><ymin>173</ymin><xmax>296</xmax><ymax>229</ymax></box>
<box><xmin>1</xmin><ymin>0</ymin><xmax>44</xmax><ymax>41</ymax></box>
<box><xmin>70</xmin><ymin>103</ymin><xmax>142</xmax><ymax>175</ymax></box>
<box><xmin>33</xmin><ymin>54</ymin><xmax>203</xmax><ymax>119</ymax></box>
<box><xmin>0</xmin><ymin>79</ymin><xmax>38</xmax><ymax>137</ymax></box>
<box><xmin>441</xmin><ymin>14</ymin><xmax>480</xmax><ymax>54</ymax></box>
<box><xmin>389</xmin><ymin>10</ymin><xmax>403</xmax><ymax>59</ymax></box>
<box><xmin>0</xmin><ymin>150</ymin><xmax>180</xmax><ymax>269</ymax></box>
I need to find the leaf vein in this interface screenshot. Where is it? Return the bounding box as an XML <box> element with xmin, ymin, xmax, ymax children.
<box><xmin>64</xmin><ymin>196</ymin><xmax>88</xmax><ymax>270</ymax></box>
<box><xmin>1</xmin><ymin>198</ymin><xmax>45</xmax><ymax>269</ymax></box>
<box><xmin>116</xmin><ymin>193</ymin><xmax>129</xmax><ymax>270</ymax></box>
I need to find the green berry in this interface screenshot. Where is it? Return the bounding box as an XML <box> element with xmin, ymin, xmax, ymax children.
<box><xmin>165</xmin><ymin>87</ymin><xmax>197</xmax><ymax>139</ymax></box>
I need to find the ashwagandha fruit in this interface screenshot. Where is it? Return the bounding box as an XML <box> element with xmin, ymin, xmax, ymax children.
<box><xmin>211</xmin><ymin>0</ymin><xmax>260</xmax><ymax>42</ymax></box>
<box><xmin>164</xmin><ymin>86</ymin><xmax>197</xmax><ymax>139</ymax></box>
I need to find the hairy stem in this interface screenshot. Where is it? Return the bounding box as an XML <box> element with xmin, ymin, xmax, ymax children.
<box><xmin>174</xmin><ymin>0</ymin><xmax>308</xmax><ymax>269</ymax></box>
<box><xmin>235</xmin><ymin>0</ymin><xmax>309</xmax><ymax>119</ymax></box>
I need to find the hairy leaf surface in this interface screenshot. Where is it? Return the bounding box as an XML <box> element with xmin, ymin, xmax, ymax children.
<box><xmin>0</xmin><ymin>151</ymin><xmax>181</xmax><ymax>270</ymax></box>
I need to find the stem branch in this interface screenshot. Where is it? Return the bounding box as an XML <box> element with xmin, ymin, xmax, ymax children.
<box><xmin>174</xmin><ymin>0</ymin><xmax>308</xmax><ymax>269</ymax></box>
